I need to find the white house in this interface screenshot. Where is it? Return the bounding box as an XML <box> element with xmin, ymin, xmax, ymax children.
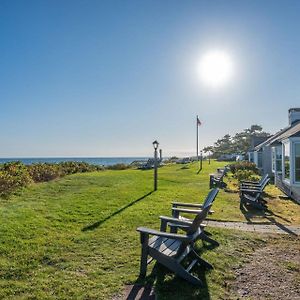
<box><xmin>250</xmin><ymin>108</ymin><xmax>300</xmax><ymax>202</ymax></box>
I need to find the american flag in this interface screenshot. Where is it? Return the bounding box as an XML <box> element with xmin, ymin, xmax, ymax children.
<box><xmin>197</xmin><ymin>117</ymin><xmax>202</xmax><ymax>126</ymax></box>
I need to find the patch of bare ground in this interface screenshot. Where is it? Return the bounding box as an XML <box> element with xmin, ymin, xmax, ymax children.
<box><xmin>232</xmin><ymin>237</ymin><xmax>300</xmax><ymax>300</ymax></box>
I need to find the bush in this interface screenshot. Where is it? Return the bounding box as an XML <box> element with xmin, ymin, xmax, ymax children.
<box><xmin>229</xmin><ymin>161</ymin><xmax>259</xmax><ymax>174</ymax></box>
<box><xmin>0</xmin><ymin>162</ymin><xmax>32</xmax><ymax>197</ymax></box>
<box><xmin>106</xmin><ymin>163</ymin><xmax>130</xmax><ymax>170</ymax></box>
<box><xmin>27</xmin><ymin>163</ymin><xmax>61</xmax><ymax>182</ymax></box>
<box><xmin>234</xmin><ymin>169</ymin><xmax>259</xmax><ymax>182</ymax></box>
<box><xmin>0</xmin><ymin>161</ymin><xmax>104</xmax><ymax>198</ymax></box>
<box><xmin>58</xmin><ymin>162</ymin><xmax>101</xmax><ymax>175</ymax></box>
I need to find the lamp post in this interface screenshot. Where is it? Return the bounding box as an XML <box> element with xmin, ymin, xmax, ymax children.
<box><xmin>153</xmin><ymin>140</ymin><xmax>159</xmax><ymax>191</ymax></box>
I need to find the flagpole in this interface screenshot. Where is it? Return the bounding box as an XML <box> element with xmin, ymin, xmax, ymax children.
<box><xmin>196</xmin><ymin>115</ymin><xmax>199</xmax><ymax>162</ymax></box>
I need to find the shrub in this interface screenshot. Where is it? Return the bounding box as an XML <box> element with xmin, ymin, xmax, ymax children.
<box><xmin>58</xmin><ymin>161</ymin><xmax>101</xmax><ymax>175</ymax></box>
<box><xmin>234</xmin><ymin>169</ymin><xmax>259</xmax><ymax>182</ymax></box>
<box><xmin>229</xmin><ymin>161</ymin><xmax>259</xmax><ymax>174</ymax></box>
<box><xmin>106</xmin><ymin>163</ymin><xmax>130</xmax><ymax>170</ymax></box>
<box><xmin>0</xmin><ymin>161</ymin><xmax>104</xmax><ymax>198</ymax></box>
<box><xmin>27</xmin><ymin>163</ymin><xmax>62</xmax><ymax>182</ymax></box>
<box><xmin>0</xmin><ymin>162</ymin><xmax>32</xmax><ymax>197</ymax></box>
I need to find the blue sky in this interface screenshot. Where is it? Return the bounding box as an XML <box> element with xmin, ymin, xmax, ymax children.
<box><xmin>1</xmin><ymin>0</ymin><xmax>300</xmax><ymax>157</ymax></box>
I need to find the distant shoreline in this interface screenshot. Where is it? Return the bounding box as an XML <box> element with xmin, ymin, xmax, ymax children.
<box><xmin>0</xmin><ymin>157</ymin><xmax>150</xmax><ymax>166</ymax></box>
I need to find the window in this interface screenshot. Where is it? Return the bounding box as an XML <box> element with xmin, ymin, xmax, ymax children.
<box><xmin>249</xmin><ymin>152</ymin><xmax>254</xmax><ymax>162</ymax></box>
<box><xmin>257</xmin><ymin>151</ymin><xmax>263</xmax><ymax>168</ymax></box>
<box><xmin>272</xmin><ymin>146</ymin><xmax>282</xmax><ymax>173</ymax></box>
<box><xmin>275</xmin><ymin>146</ymin><xmax>282</xmax><ymax>173</ymax></box>
<box><xmin>272</xmin><ymin>148</ymin><xmax>275</xmax><ymax>172</ymax></box>
<box><xmin>284</xmin><ymin>142</ymin><xmax>290</xmax><ymax>180</ymax></box>
<box><xmin>295</xmin><ymin>143</ymin><xmax>300</xmax><ymax>182</ymax></box>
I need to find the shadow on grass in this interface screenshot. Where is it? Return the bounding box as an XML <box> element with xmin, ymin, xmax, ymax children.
<box><xmin>197</xmin><ymin>166</ymin><xmax>202</xmax><ymax>174</ymax></box>
<box><xmin>82</xmin><ymin>191</ymin><xmax>154</xmax><ymax>231</ymax></box>
<box><xmin>128</xmin><ymin>264</ymin><xmax>211</xmax><ymax>300</ymax></box>
<box><xmin>127</xmin><ymin>241</ymin><xmax>216</xmax><ymax>300</ymax></box>
<box><xmin>240</xmin><ymin>201</ymin><xmax>298</xmax><ymax>236</ymax></box>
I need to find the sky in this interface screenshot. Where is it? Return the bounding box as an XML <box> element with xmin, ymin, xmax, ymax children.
<box><xmin>1</xmin><ymin>0</ymin><xmax>300</xmax><ymax>157</ymax></box>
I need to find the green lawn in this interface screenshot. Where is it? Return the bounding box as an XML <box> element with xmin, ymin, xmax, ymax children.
<box><xmin>0</xmin><ymin>161</ymin><xmax>299</xmax><ymax>299</ymax></box>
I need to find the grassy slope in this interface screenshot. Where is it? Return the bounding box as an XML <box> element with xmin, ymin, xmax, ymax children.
<box><xmin>0</xmin><ymin>161</ymin><xmax>299</xmax><ymax>299</ymax></box>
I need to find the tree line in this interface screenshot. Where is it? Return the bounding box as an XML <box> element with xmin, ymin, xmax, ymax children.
<box><xmin>203</xmin><ymin>125</ymin><xmax>270</xmax><ymax>158</ymax></box>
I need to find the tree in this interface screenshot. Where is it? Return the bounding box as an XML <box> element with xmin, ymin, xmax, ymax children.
<box><xmin>203</xmin><ymin>125</ymin><xmax>270</xmax><ymax>158</ymax></box>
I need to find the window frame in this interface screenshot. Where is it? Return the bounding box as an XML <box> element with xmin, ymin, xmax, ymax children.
<box><xmin>295</xmin><ymin>142</ymin><xmax>300</xmax><ymax>183</ymax></box>
<box><xmin>272</xmin><ymin>146</ymin><xmax>282</xmax><ymax>173</ymax></box>
<box><xmin>282</xmin><ymin>140</ymin><xmax>291</xmax><ymax>183</ymax></box>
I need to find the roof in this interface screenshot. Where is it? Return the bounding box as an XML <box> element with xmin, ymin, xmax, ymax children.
<box><xmin>253</xmin><ymin>110</ymin><xmax>300</xmax><ymax>151</ymax></box>
<box><xmin>268</xmin><ymin>121</ymin><xmax>300</xmax><ymax>145</ymax></box>
<box><xmin>249</xmin><ymin>136</ymin><xmax>269</xmax><ymax>151</ymax></box>
<box><xmin>289</xmin><ymin>108</ymin><xmax>300</xmax><ymax>113</ymax></box>
<box><xmin>254</xmin><ymin>127</ymin><xmax>289</xmax><ymax>151</ymax></box>
<box><xmin>253</xmin><ymin>121</ymin><xmax>300</xmax><ymax>150</ymax></box>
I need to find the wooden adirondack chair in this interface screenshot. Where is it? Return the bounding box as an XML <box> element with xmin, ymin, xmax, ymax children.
<box><xmin>169</xmin><ymin>189</ymin><xmax>219</xmax><ymax>246</ymax></box>
<box><xmin>171</xmin><ymin>188</ymin><xmax>218</xmax><ymax>217</ymax></box>
<box><xmin>240</xmin><ymin>177</ymin><xmax>270</xmax><ymax>209</ymax></box>
<box><xmin>240</xmin><ymin>174</ymin><xmax>269</xmax><ymax>189</ymax></box>
<box><xmin>137</xmin><ymin>204</ymin><xmax>215</xmax><ymax>286</ymax></box>
<box><xmin>209</xmin><ymin>168</ymin><xmax>228</xmax><ymax>189</ymax></box>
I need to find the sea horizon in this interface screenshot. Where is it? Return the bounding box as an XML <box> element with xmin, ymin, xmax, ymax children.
<box><xmin>0</xmin><ymin>157</ymin><xmax>151</xmax><ymax>166</ymax></box>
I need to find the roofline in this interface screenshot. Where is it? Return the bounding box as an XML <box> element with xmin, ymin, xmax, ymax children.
<box><xmin>254</xmin><ymin>128</ymin><xmax>288</xmax><ymax>150</ymax></box>
<box><xmin>268</xmin><ymin>120</ymin><xmax>300</xmax><ymax>145</ymax></box>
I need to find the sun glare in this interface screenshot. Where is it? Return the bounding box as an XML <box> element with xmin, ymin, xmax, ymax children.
<box><xmin>198</xmin><ymin>50</ymin><xmax>233</xmax><ymax>88</ymax></box>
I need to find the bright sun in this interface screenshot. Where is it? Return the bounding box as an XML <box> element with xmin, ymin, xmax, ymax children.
<box><xmin>198</xmin><ymin>51</ymin><xmax>233</xmax><ymax>88</ymax></box>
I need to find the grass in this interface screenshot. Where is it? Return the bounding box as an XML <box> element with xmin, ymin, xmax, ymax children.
<box><xmin>223</xmin><ymin>171</ymin><xmax>300</xmax><ymax>224</ymax></box>
<box><xmin>0</xmin><ymin>161</ymin><xmax>299</xmax><ymax>299</ymax></box>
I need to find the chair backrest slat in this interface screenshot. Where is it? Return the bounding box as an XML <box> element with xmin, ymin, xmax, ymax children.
<box><xmin>260</xmin><ymin>177</ymin><xmax>270</xmax><ymax>190</ymax></box>
<box><xmin>202</xmin><ymin>188</ymin><xmax>219</xmax><ymax>209</ymax></box>
<box><xmin>187</xmin><ymin>189</ymin><xmax>219</xmax><ymax>234</ymax></box>
<box><xmin>259</xmin><ymin>174</ymin><xmax>269</xmax><ymax>185</ymax></box>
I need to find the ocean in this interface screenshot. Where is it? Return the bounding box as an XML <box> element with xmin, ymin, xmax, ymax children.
<box><xmin>0</xmin><ymin>157</ymin><xmax>149</xmax><ymax>166</ymax></box>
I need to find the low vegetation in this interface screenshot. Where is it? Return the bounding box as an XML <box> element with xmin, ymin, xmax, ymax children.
<box><xmin>0</xmin><ymin>161</ymin><xmax>103</xmax><ymax>198</ymax></box>
<box><xmin>227</xmin><ymin>161</ymin><xmax>260</xmax><ymax>182</ymax></box>
<box><xmin>0</xmin><ymin>161</ymin><xmax>299</xmax><ymax>299</ymax></box>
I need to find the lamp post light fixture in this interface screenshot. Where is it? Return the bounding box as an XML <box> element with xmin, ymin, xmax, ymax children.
<box><xmin>153</xmin><ymin>140</ymin><xmax>159</xmax><ymax>191</ymax></box>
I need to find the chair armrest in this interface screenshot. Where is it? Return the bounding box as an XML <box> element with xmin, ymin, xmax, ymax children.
<box><xmin>172</xmin><ymin>207</ymin><xmax>214</xmax><ymax>215</ymax></box>
<box><xmin>241</xmin><ymin>182</ymin><xmax>260</xmax><ymax>186</ymax></box>
<box><xmin>172</xmin><ymin>207</ymin><xmax>203</xmax><ymax>214</ymax></box>
<box><xmin>240</xmin><ymin>180</ymin><xmax>259</xmax><ymax>184</ymax></box>
<box><xmin>136</xmin><ymin>227</ymin><xmax>190</xmax><ymax>242</ymax></box>
<box><xmin>172</xmin><ymin>201</ymin><xmax>204</xmax><ymax>208</ymax></box>
<box><xmin>240</xmin><ymin>184</ymin><xmax>261</xmax><ymax>189</ymax></box>
<box><xmin>159</xmin><ymin>215</ymin><xmax>192</xmax><ymax>226</ymax></box>
<box><xmin>240</xmin><ymin>188</ymin><xmax>262</xmax><ymax>194</ymax></box>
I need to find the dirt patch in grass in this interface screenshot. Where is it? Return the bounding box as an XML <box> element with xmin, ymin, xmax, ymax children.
<box><xmin>231</xmin><ymin>237</ymin><xmax>300</xmax><ymax>299</ymax></box>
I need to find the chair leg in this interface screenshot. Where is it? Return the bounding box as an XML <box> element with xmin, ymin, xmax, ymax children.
<box><xmin>191</xmin><ymin>250</ymin><xmax>213</xmax><ymax>270</ymax></box>
<box><xmin>200</xmin><ymin>232</ymin><xmax>219</xmax><ymax>246</ymax></box>
<box><xmin>176</xmin><ymin>265</ymin><xmax>203</xmax><ymax>286</ymax></box>
<box><xmin>139</xmin><ymin>234</ymin><xmax>149</xmax><ymax>277</ymax></box>
<box><xmin>154</xmin><ymin>252</ymin><xmax>203</xmax><ymax>286</ymax></box>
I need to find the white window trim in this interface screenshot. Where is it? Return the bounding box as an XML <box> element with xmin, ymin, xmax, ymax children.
<box><xmin>293</xmin><ymin>139</ymin><xmax>300</xmax><ymax>184</ymax></box>
<box><xmin>272</xmin><ymin>145</ymin><xmax>282</xmax><ymax>174</ymax></box>
<box><xmin>282</xmin><ymin>139</ymin><xmax>291</xmax><ymax>184</ymax></box>
<box><xmin>272</xmin><ymin>147</ymin><xmax>275</xmax><ymax>173</ymax></box>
